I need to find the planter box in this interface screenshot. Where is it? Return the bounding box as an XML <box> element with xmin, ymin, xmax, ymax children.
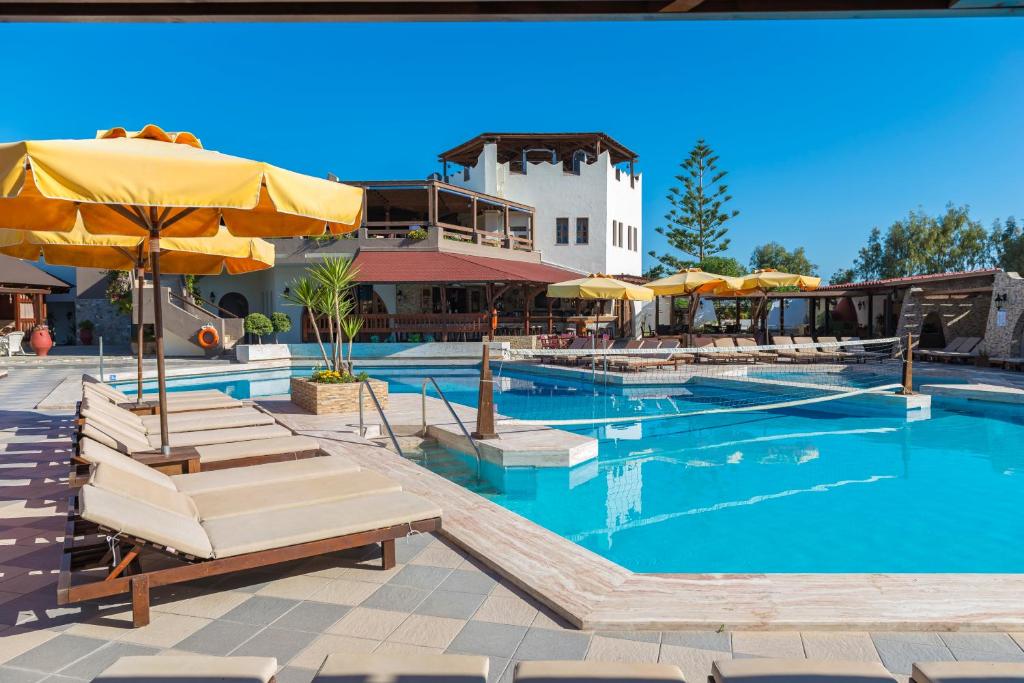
<box><xmin>290</xmin><ymin>376</ymin><xmax>389</xmax><ymax>415</ymax></box>
<box><xmin>236</xmin><ymin>344</ymin><xmax>291</xmax><ymax>363</ymax></box>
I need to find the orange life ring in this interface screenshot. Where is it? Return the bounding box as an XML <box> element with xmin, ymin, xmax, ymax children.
<box><xmin>197</xmin><ymin>326</ymin><xmax>220</xmax><ymax>349</ymax></box>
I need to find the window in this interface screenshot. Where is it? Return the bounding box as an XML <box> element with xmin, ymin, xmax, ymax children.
<box><xmin>617</xmin><ymin>222</ymin><xmax>625</xmax><ymax>248</ymax></box>
<box><xmin>576</xmin><ymin>217</ymin><xmax>589</xmax><ymax>244</ymax></box>
<box><xmin>626</xmin><ymin>225</ymin><xmax>633</xmax><ymax>251</ymax></box>
<box><xmin>611</xmin><ymin>220</ymin><xmax>619</xmax><ymax>247</ymax></box>
<box><xmin>556</xmin><ymin>217</ymin><xmax>569</xmax><ymax>245</ymax></box>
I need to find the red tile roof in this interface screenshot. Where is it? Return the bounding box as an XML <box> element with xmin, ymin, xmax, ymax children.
<box><xmin>820</xmin><ymin>268</ymin><xmax>1001</xmax><ymax>291</ymax></box>
<box><xmin>351</xmin><ymin>251</ymin><xmax>582</xmax><ymax>284</ymax></box>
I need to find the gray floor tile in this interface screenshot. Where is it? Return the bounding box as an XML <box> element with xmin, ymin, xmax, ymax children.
<box><xmin>56</xmin><ymin>642</ymin><xmax>159</xmax><ymax>680</ymax></box>
<box><xmin>220</xmin><ymin>596</ymin><xmax>301</xmax><ymax>626</ymax></box>
<box><xmin>448</xmin><ymin>622</ymin><xmax>529</xmax><ymax>658</ymax></box>
<box><xmin>0</xmin><ymin>667</ymin><xmax>48</xmax><ymax>683</ymax></box>
<box><xmin>6</xmin><ymin>635</ymin><xmax>108</xmax><ymax>674</ymax></box>
<box><xmin>395</xmin><ymin>544</ymin><xmax>424</xmax><ymax>564</ymax></box>
<box><xmin>939</xmin><ymin>633</ymin><xmax>1024</xmax><ymax>658</ymax></box>
<box><xmin>596</xmin><ymin>630</ymin><xmax>662</xmax><ymax>644</ymax></box>
<box><xmin>42</xmin><ymin>676</ymin><xmax>89</xmax><ymax>683</ymax></box>
<box><xmin>872</xmin><ymin>638</ymin><xmax>954</xmax><ymax>674</ymax></box>
<box><xmin>486</xmin><ymin>656</ymin><xmax>510</xmax><ymax>683</ymax></box>
<box><xmin>416</xmin><ymin>590</ymin><xmax>487</xmax><ymax>620</ymax></box>
<box><xmin>230</xmin><ymin>627</ymin><xmax>318</xmax><ymax>662</ymax></box>
<box><xmin>361</xmin><ymin>585</ymin><xmax>430</xmax><ymax>612</ymax></box>
<box><xmin>514</xmin><ymin>628</ymin><xmax>591</xmax><ymax>661</ymax></box>
<box><xmin>272</xmin><ymin>602</ymin><xmax>351</xmax><ymax>633</ymax></box>
<box><xmin>872</xmin><ymin>632</ymin><xmax>946</xmax><ymax>647</ymax></box>
<box><xmin>438</xmin><ymin>569</ymin><xmax>498</xmax><ymax>595</ymax></box>
<box><xmin>274</xmin><ymin>667</ymin><xmax>317</xmax><ymax>683</ymax></box>
<box><xmin>389</xmin><ymin>565</ymin><xmax>454</xmax><ymax>591</ymax></box>
<box><xmin>947</xmin><ymin>649</ymin><xmax>1024</xmax><ymax>663</ymax></box>
<box><xmin>661</xmin><ymin>631</ymin><xmax>732</xmax><ymax>651</ymax></box>
<box><xmin>175</xmin><ymin>620</ymin><xmax>264</xmax><ymax>655</ymax></box>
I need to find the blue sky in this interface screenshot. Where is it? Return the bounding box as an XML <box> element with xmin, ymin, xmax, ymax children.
<box><xmin>1</xmin><ymin>18</ymin><xmax>1022</xmax><ymax>278</ymax></box>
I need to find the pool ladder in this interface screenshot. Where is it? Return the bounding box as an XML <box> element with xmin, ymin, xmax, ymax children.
<box><xmin>421</xmin><ymin>378</ymin><xmax>482</xmax><ymax>480</ymax></box>
<box><xmin>358</xmin><ymin>380</ymin><xmax>404</xmax><ymax>457</ymax></box>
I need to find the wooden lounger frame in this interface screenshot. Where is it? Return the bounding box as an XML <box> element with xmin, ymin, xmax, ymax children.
<box><xmin>58</xmin><ymin>492</ymin><xmax>442</xmax><ymax>628</ymax></box>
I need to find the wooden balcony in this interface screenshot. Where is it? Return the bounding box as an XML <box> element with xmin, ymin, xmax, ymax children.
<box><xmin>349</xmin><ymin>179</ymin><xmax>535</xmax><ymax>252</ymax></box>
<box><xmin>302</xmin><ymin>310</ymin><xmax>580</xmax><ymax>342</ymax></box>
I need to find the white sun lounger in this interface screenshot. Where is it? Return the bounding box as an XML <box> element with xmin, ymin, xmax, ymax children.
<box><xmin>911</xmin><ymin>661</ymin><xmax>1024</xmax><ymax>683</ymax></box>
<box><xmin>516</xmin><ymin>660</ymin><xmax>686</xmax><ymax>683</ymax></box>
<box><xmin>314</xmin><ymin>653</ymin><xmax>490</xmax><ymax>683</ymax></box>
<box><xmin>712</xmin><ymin>658</ymin><xmax>896</xmax><ymax>683</ymax></box>
<box><xmin>93</xmin><ymin>655</ymin><xmax>279</xmax><ymax>683</ymax></box>
<box><xmin>84</xmin><ymin>379</ymin><xmax>242</xmax><ymax>412</ymax></box>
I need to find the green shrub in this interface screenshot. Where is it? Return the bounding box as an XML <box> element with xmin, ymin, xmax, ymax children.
<box><xmin>244</xmin><ymin>312</ymin><xmax>274</xmax><ymax>343</ymax></box>
<box><xmin>309</xmin><ymin>369</ymin><xmax>368</xmax><ymax>384</ymax></box>
<box><xmin>270</xmin><ymin>311</ymin><xmax>292</xmax><ymax>342</ymax></box>
<box><xmin>407</xmin><ymin>228</ymin><xmax>428</xmax><ymax>241</ymax></box>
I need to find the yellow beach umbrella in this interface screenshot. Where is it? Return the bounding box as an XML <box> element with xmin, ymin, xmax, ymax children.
<box><xmin>644</xmin><ymin>267</ymin><xmax>744</xmax><ymax>296</ymax></box>
<box><xmin>547</xmin><ymin>274</ymin><xmax>655</xmax><ymax>302</ymax></box>
<box><xmin>0</xmin><ymin>125</ymin><xmax>355</xmax><ymax>452</ymax></box>
<box><xmin>736</xmin><ymin>268</ymin><xmax>821</xmax><ymax>292</ymax></box>
<box><xmin>0</xmin><ymin>219</ymin><xmax>274</xmax><ymax>398</ymax></box>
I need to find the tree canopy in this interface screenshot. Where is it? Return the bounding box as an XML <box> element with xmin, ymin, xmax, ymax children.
<box><xmin>648</xmin><ymin>139</ymin><xmax>739</xmax><ymax>275</ymax></box>
<box><xmin>990</xmin><ymin>216</ymin><xmax>1024</xmax><ymax>275</ymax></box>
<box><xmin>749</xmin><ymin>242</ymin><xmax>817</xmax><ymax>275</ymax></box>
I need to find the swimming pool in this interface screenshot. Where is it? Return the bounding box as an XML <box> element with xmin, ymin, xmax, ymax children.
<box><xmin>114</xmin><ymin>365</ymin><xmax>1022</xmax><ymax>573</ymax></box>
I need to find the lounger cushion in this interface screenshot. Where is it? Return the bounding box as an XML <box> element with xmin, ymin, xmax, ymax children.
<box><xmin>94</xmin><ymin>655</ymin><xmax>277</xmax><ymax>682</ymax></box>
<box><xmin>139</xmin><ymin>407</ymin><xmax>274</xmax><ymax>433</ymax></box>
<box><xmin>79</xmin><ymin>438</ymin><xmax>177</xmax><ymax>491</ymax></box>
<box><xmin>314</xmin><ymin>653</ymin><xmax>488</xmax><ymax>683</ymax></box>
<box><xmin>912</xmin><ymin>661</ymin><xmax>1024</xmax><ymax>683</ymax></box>
<box><xmin>515</xmin><ymin>661</ymin><xmax>685</xmax><ymax>683</ymax></box>
<box><xmin>79</xmin><ymin>484</ymin><xmax>213</xmax><ymax>558</ymax></box>
<box><xmin>203</xmin><ymin>490</ymin><xmax>442</xmax><ymax>558</ymax></box>
<box><xmin>191</xmin><ymin>469</ymin><xmax>402</xmax><ymax>520</ymax></box>
<box><xmin>92</xmin><ymin>464</ymin><xmax>199</xmax><ymax>520</ymax></box>
<box><xmin>82</xmin><ymin>399</ymin><xmax>146</xmax><ymax>432</ymax></box>
<box><xmin>712</xmin><ymin>659</ymin><xmax>895</xmax><ymax>683</ymax></box>
<box><xmin>82</xmin><ymin>419</ymin><xmax>153</xmax><ymax>454</ymax></box>
<box><xmin>170</xmin><ymin>452</ymin><xmax>356</xmax><ymax>494</ymax></box>
<box><xmin>194</xmin><ymin>435</ymin><xmax>320</xmax><ymax>464</ymax></box>
<box><xmin>157</xmin><ymin>424</ymin><xmax>293</xmax><ymax>449</ymax></box>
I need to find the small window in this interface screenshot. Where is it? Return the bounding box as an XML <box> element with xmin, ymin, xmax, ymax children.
<box><xmin>576</xmin><ymin>218</ymin><xmax>589</xmax><ymax>245</ymax></box>
<box><xmin>611</xmin><ymin>220</ymin><xmax>619</xmax><ymax>247</ymax></box>
<box><xmin>617</xmin><ymin>222</ymin><xmax>624</xmax><ymax>248</ymax></box>
<box><xmin>556</xmin><ymin>217</ymin><xmax>569</xmax><ymax>245</ymax></box>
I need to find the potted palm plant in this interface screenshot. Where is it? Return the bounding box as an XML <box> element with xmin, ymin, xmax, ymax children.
<box><xmin>284</xmin><ymin>257</ymin><xmax>386</xmax><ymax>414</ymax></box>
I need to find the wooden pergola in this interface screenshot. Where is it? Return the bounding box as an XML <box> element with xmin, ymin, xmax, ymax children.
<box><xmin>2</xmin><ymin>0</ymin><xmax>1019</xmax><ymax>21</ymax></box>
<box><xmin>0</xmin><ymin>255</ymin><xmax>72</xmax><ymax>333</ymax></box>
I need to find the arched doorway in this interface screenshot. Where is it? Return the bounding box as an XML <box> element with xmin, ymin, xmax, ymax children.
<box><xmin>218</xmin><ymin>292</ymin><xmax>249</xmax><ymax>319</ymax></box>
<box><xmin>919</xmin><ymin>311</ymin><xmax>945</xmax><ymax>349</ymax></box>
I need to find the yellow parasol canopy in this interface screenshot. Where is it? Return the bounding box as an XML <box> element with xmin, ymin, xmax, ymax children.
<box><xmin>644</xmin><ymin>267</ymin><xmax>745</xmax><ymax>296</ymax></box>
<box><xmin>735</xmin><ymin>268</ymin><xmax>821</xmax><ymax>292</ymax></box>
<box><xmin>547</xmin><ymin>274</ymin><xmax>655</xmax><ymax>301</ymax></box>
<box><xmin>0</xmin><ymin>124</ymin><xmax>363</xmax><ymax>238</ymax></box>
<box><xmin>0</xmin><ymin>220</ymin><xmax>275</xmax><ymax>275</ymax></box>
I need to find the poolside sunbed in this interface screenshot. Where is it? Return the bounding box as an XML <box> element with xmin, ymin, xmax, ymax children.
<box><xmin>933</xmin><ymin>337</ymin><xmax>983</xmax><ymax>363</ymax></box>
<box><xmin>712</xmin><ymin>337</ymin><xmax>757</xmax><ymax>363</ymax></box>
<box><xmin>734</xmin><ymin>336</ymin><xmax>780</xmax><ymax>363</ymax></box>
<box><xmin>516</xmin><ymin>661</ymin><xmax>686</xmax><ymax>683</ymax></box>
<box><xmin>314</xmin><ymin>653</ymin><xmax>490</xmax><ymax>683</ymax></box>
<box><xmin>910</xmin><ymin>661</ymin><xmax>1024</xmax><ymax>683</ymax></box>
<box><xmin>841</xmin><ymin>337</ymin><xmax>894</xmax><ymax>363</ymax></box>
<box><xmin>94</xmin><ymin>656</ymin><xmax>278</xmax><ymax>683</ymax></box>
<box><xmin>609</xmin><ymin>340</ymin><xmax>692</xmax><ymax>372</ymax></box>
<box><xmin>550</xmin><ymin>337</ymin><xmax>594</xmax><ymax>366</ymax></box>
<box><xmin>60</xmin><ymin>462</ymin><xmax>442</xmax><ymax>627</ymax></box>
<box><xmin>83</xmin><ymin>378</ymin><xmax>242</xmax><ymax>414</ymax></box>
<box><xmin>712</xmin><ymin>658</ymin><xmax>896</xmax><ymax>683</ymax></box>
<box><xmin>81</xmin><ymin>396</ymin><xmax>275</xmax><ymax>433</ymax></box>
<box><xmin>916</xmin><ymin>337</ymin><xmax>977</xmax><ymax>362</ymax></box>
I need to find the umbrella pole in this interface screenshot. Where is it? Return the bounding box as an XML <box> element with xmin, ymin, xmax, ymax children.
<box><xmin>135</xmin><ymin>253</ymin><xmax>145</xmax><ymax>402</ymax></box>
<box><xmin>149</xmin><ymin>229</ymin><xmax>171</xmax><ymax>454</ymax></box>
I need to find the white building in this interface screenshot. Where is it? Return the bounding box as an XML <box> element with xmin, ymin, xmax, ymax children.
<box><xmin>439</xmin><ymin>133</ymin><xmax>643</xmax><ymax>277</ymax></box>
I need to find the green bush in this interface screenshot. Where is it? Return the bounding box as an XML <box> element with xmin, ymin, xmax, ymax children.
<box><xmin>270</xmin><ymin>311</ymin><xmax>292</xmax><ymax>342</ymax></box>
<box><xmin>309</xmin><ymin>369</ymin><xmax>368</xmax><ymax>384</ymax></box>
<box><xmin>244</xmin><ymin>312</ymin><xmax>274</xmax><ymax>343</ymax></box>
<box><xmin>407</xmin><ymin>228</ymin><xmax>428</xmax><ymax>241</ymax></box>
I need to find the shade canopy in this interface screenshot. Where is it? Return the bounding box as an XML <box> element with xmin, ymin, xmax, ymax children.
<box><xmin>735</xmin><ymin>268</ymin><xmax>821</xmax><ymax>292</ymax></box>
<box><xmin>645</xmin><ymin>268</ymin><xmax>744</xmax><ymax>296</ymax></box>
<box><xmin>547</xmin><ymin>274</ymin><xmax>655</xmax><ymax>301</ymax></box>
<box><xmin>0</xmin><ymin>124</ymin><xmax>364</xmax><ymax>238</ymax></box>
<box><xmin>0</xmin><ymin>221</ymin><xmax>274</xmax><ymax>275</ymax></box>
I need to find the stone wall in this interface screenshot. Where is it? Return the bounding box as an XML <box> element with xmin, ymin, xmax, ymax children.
<box><xmin>982</xmin><ymin>271</ymin><xmax>1024</xmax><ymax>359</ymax></box>
<box><xmin>289</xmin><ymin>377</ymin><xmax>389</xmax><ymax>415</ymax></box>
<box><xmin>896</xmin><ymin>274</ymin><xmax>994</xmax><ymax>349</ymax></box>
<box><xmin>492</xmin><ymin>335</ymin><xmax>538</xmax><ymax>350</ymax></box>
<box><xmin>74</xmin><ymin>299</ymin><xmax>132</xmax><ymax>345</ymax></box>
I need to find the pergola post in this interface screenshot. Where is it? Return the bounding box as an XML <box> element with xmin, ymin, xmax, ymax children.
<box><xmin>136</xmin><ymin>257</ymin><xmax>145</xmax><ymax>401</ymax></box>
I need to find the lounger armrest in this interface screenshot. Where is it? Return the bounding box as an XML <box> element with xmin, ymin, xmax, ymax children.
<box><xmin>132</xmin><ymin>447</ymin><xmax>201</xmax><ymax>475</ymax></box>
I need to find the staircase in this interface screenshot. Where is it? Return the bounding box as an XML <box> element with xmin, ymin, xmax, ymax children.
<box><xmin>133</xmin><ymin>283</ymin><xmax>244</xmax><ymax>357</ymax></box>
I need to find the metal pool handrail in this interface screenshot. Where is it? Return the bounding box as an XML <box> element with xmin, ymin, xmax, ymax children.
<box><xmin>421</xmin><ymin>377</ymin><xmax>482</xmax><ymax>479</ymax></box>
<box><xmin>359</xmin><ymin>380</ymin><xmax>404</xmax><ymax>457</ymax></box>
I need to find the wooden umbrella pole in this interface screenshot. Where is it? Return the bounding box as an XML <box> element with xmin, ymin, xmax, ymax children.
<box><xmin>135</xmin><ymin>253</ymin><xmax>145</xmax><ymax>402</ymax></box>
<box><xmin>148</xmin><ymin>224</ymin><xmax>171</xmax><ymax>454</ymax></box>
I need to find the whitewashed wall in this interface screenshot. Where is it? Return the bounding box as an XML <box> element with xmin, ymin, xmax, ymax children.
<box><xmin>448</xmin><ymin>144</ymin><xmax>643</xmax><ymax>277</ymax></box>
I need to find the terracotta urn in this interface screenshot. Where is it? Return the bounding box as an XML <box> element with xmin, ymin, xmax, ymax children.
<box><xmin>30</xmin><ymin>325</ymin><xmax>53</xmax><ymax>356</ymax></box>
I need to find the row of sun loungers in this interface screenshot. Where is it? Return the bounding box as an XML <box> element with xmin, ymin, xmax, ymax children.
<box><xmin>63</xmin><ymin>381</ymin><xmax>444</xmax><ymax>627</ymax></box>
<box><xmin>91</xmin><ymin>653</ymin><xmax>1024</xmax><ymax>683</ymax></box>
<box><xmin>914</xmin><ymin>336</ymin><xmax>983</xmax><ymax>363</ymax></box>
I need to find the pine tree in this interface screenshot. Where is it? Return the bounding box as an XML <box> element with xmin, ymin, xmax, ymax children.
<box><xmin>649</xmin><ymin>139</ymin><xmax>739</xmax><ymax>272</ymax></box>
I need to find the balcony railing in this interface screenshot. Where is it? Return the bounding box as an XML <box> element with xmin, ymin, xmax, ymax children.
<box><xmin>302</xmin><ymin>311</ymin><xmax>579</xmax><ymax>342</ymax></box>
<box><xmin>348</xmin><ymin>179</ymin><xmax>535</xmax><ymax>252</ymax></box>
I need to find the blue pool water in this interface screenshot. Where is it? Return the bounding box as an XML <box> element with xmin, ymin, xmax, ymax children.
<box><xmin>113</xmin><ymin>365</ymin><xmax>1024</xmax><ymax>573</ymax></box>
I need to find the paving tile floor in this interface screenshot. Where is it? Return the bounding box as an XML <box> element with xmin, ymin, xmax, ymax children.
<box><xmin>3</xmin><ymin>369</ymin><xmax>1024</xmax><ymax>682</ymax></box>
